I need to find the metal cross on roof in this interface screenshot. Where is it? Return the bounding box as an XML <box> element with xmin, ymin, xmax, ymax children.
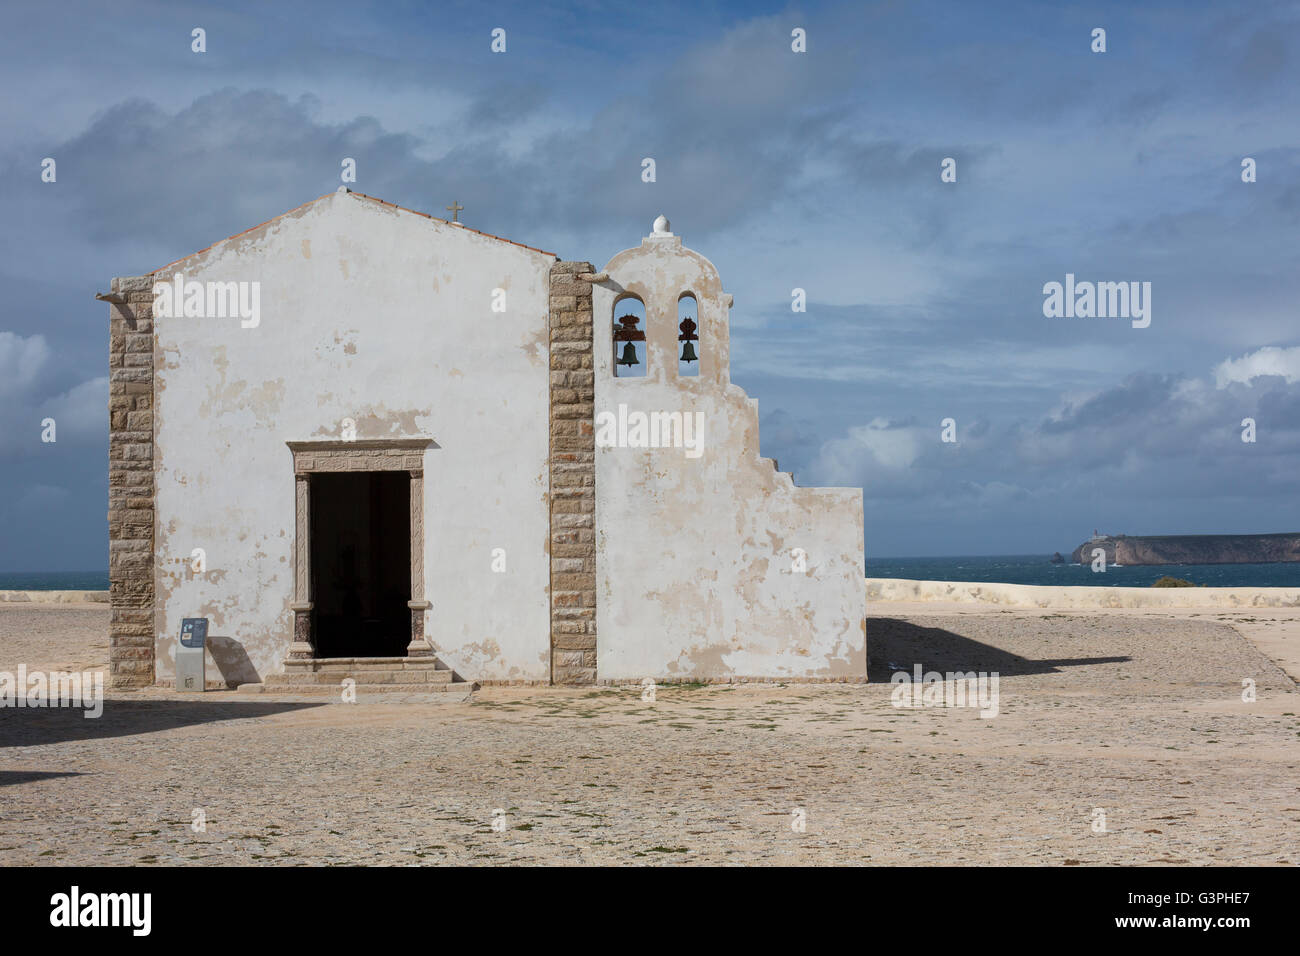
<box><xmin>445</xmin><ymin>200</ymin><xmax>464</xmax><ymax>222</ymax></box>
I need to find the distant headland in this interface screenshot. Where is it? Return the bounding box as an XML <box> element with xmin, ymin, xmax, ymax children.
<box><xmin>1070</xmin><ymin>533</ymin><xmax>1300</xmax><ymax>566</ymax></box>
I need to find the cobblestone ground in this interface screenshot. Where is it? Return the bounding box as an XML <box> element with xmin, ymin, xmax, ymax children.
<box><xmin>1</xmin><ymin>606</ymin><xmax>1297</xmax><ymax>865</ymax></box>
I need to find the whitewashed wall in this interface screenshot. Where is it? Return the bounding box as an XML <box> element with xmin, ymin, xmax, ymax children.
<box><xmin>149</xmin><ymin>191</ymin><xmax>555</xmax><ymax>682</ymax></box>
<box><xmin>592</xmin><ymin>222</ymin><xmax>867</xmax><ymax>680</ymax></box>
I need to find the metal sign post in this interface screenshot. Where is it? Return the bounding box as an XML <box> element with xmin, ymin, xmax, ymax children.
<box><xmin>176</xmin><ymin>618</ymin><xmax>208</xmax><ymax>691</ymax></box>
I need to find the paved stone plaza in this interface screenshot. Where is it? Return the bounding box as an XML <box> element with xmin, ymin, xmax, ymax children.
<box><xmin>1</xmin><ymin>605</ymin><xmax>1297</xmax><ymax>865</ymax></box>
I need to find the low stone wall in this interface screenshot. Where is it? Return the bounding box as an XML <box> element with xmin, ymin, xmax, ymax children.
<box><xmin>866</xmin><ymin>578</ymin><xmax>1300</xmax><ymax>608</ymax></box>
<box><xmin>0</xmin><ymin>591</ymin><xmax>111</xmax><ymax>603</ymax></box>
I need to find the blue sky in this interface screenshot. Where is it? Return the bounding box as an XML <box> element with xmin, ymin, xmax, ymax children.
<box><xmin>2</xmin><ymin>0</ymin><xmax>1299</xmax><ymax>569</ymax></box>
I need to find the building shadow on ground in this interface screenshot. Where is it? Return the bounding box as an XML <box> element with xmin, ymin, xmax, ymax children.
<box><xmin>0</xmin><ymin>770</ymin><xmax>87</xmax><ymax>788</ymax></box>
<box><xmin>866</xmin><ymin>617</ymin><xmax>1130</xmax><ymax>683</ymax></box>
<box><xmin>0</xmin><ymin>699</ymin><xmax>326</xmax><ymax>749</ymax></box>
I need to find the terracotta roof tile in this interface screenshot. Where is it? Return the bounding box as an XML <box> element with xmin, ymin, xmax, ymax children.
<box><xmin>149</xmin><ymin>189</ymin><xmax>556</xmax><ymax>275</ymax></box>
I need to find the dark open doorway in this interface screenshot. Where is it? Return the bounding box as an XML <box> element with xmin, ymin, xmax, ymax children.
<box><xmin>310</xmin><ymin>471</ymin><xmax>411</xmax><ymax>658</ymax></box>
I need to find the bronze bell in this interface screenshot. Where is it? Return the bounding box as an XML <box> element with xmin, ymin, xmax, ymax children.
<box><xmin>677</xmin><ymin>315</ymin><xmax>699</xmax><ymax>363</ymax></box>
<box><xmin>617</xmin><ymin>342</ymin><xmax>640</xmax><ymax>366</ymax></box>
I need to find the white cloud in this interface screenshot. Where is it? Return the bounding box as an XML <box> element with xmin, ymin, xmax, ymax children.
<box><xmin>1213</xmin><ymin>345</ymin><xmax>1300</xmax><ymax>388</ymax></box>
<box><xmin>46</xmin><ymin>376</ymin><xmax>109</xmax><ymax>437</ymax></box>
<box><xmin>0</xmin><ymin>332</ymin><xmax>50</xmax><ymax>395</ymax></box>
<box><xmin>815</xmin><ymin>417</ymin><xmax>921</xmax><ymax>484</ymax></box>
<box><xmin>807</xmin><ymin>348</ymin><xmax>1300</xmax><ymax>515</ymax></box>
<box><xmin>0</xmin><ymin>334</ymin><xmax>105</xmax><ymax>453</ymax></box>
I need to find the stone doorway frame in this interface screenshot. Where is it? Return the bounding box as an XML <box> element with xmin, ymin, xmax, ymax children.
<box><xmin>285</xmin><ymin>439</ymin><xmax>433</xmax><ymax>661</ymax></box>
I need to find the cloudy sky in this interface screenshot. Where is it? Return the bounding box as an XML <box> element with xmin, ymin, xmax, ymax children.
<box><xmin>2</xmin><ymin>0</ymin><xmax>1299</xmax><ymax>570</ymax></box>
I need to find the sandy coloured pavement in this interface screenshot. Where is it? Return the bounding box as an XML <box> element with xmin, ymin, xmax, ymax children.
<box><xmin>0</xmin><ymin>602</ymin><xmax>1297</xmax><ymax>865</ymax></box>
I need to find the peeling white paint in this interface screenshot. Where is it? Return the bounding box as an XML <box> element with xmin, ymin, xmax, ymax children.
<box><xmin>151</xmin><ymin>192</ymin><xmax>553</xmax><ymax>681</ymax></box>
<box><xmin>592</xmin><ymin>224</ymin><xmax>867</xmax><ymax>680</ymax></box>
<box><xmin>143</xmin><ymin>197</ymin><xmax>865</xmax><ymax>686</ymax></box>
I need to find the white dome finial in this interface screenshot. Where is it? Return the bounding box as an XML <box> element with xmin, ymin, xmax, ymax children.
<box><xmin>651</xmin><ymin>214</ymin><xmax>672</xmax><ymax>237</ymax></box>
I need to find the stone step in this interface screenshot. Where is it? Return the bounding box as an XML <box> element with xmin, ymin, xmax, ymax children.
<box><xmin>254</xmin><ymin>681</ymin><xmax>477</xmax><ymax>700</ymax></box>
<box><xmin>268</xmin><ymin>654</ymin><xmax>470</xmax><ymax>696</ymax></box>
<box><xmin>266</xmin><ymin>669</ymin><xmax>454</xmax><ymax>686</ymax></box>
<box><xmin>284</xmin><ymin>656</ymin><xmax>451</xmax><ymax>673</ymax></box>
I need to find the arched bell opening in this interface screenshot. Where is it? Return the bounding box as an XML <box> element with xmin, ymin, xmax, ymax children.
<box><xmin>612</xmin><ymin>295</ymin><xmax>647</xmax><ymax>378</ymax></box>
<box><xmin>677</xmin><ymin>292</ymin><xmax>700</xmax><ymax>378</ymax></box>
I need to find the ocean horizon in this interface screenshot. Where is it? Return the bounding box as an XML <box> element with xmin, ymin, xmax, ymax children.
<box><xmin>0</xmin><ymin>571</ymin><xmax>113</xmax><ymax>591</ymax></box>
<box><xmin>865</xmin><ymin>555</ymin><xmax>1300</xmax><ymax>588</ymax></box>
<box><xmin>5</xmin><ymin>556</ymin><xmax>1300</xmax><ymax>591</ymax></box>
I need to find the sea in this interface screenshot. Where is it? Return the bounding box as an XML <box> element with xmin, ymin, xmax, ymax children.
<box><xmin>3</xmin><ymin>557</ymin><xmax>1300</xmax><ymax>591</ymax></box>
<box><xmin>0</xmin><ymin>571</ymin><xmax>111</xmax><ymax>591</ymax></box>
<box><xmin>866</xmin><ymin>555</ymin><xmax>1300</xmax><ymax>588</ymax></box>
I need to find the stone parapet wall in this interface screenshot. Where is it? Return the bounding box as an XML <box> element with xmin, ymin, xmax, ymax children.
<box><xmin>867</xmin><ymin>578</ymin><xmax>1300</xmax><ymax>608</ymax></box>
<box><xmin>0</xmin><ymin>591</ymin><xmax>110</xmax><ymax>603</ymax></box>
